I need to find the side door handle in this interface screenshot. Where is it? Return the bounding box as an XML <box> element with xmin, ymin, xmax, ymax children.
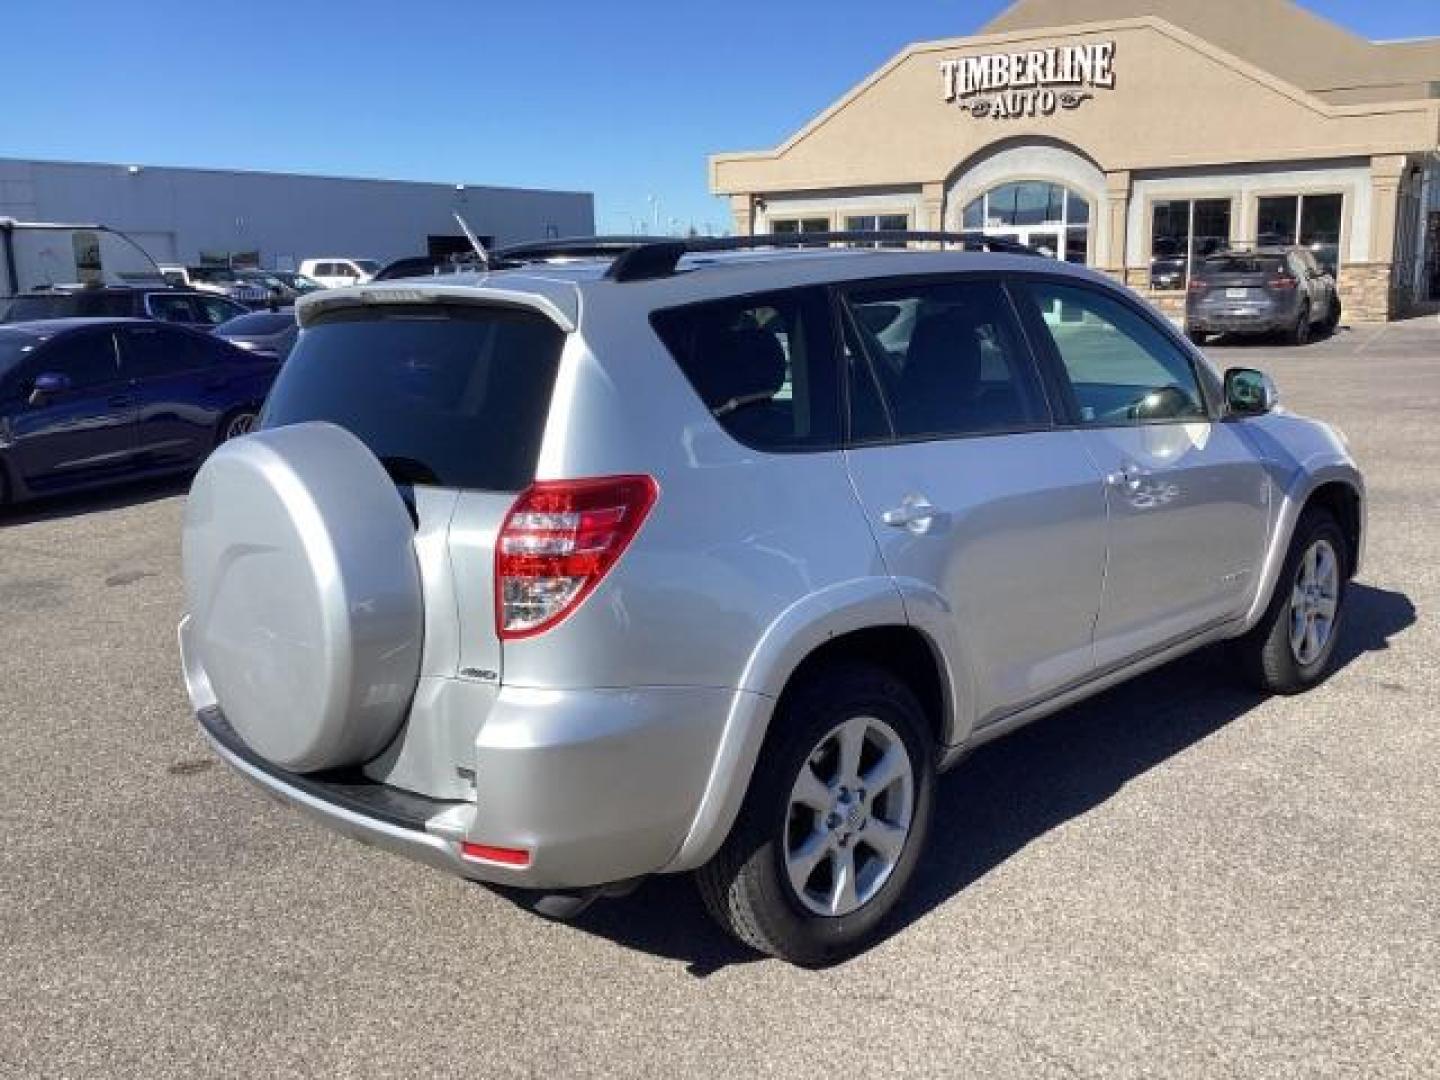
<box><xmin>1105</xmin><ymin>463</ymin><xmax>1146</xmax><ymax>491</ymax></box>
<box><xmin>881</xmin><ymin>494</ymin><xmax>937</xmax><ymax>533</ymax></box>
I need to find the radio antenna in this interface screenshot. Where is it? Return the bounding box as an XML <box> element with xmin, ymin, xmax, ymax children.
<box><xmin>453</xmin><ymin>211</ymin><xmax>490</xmax><ymax>269</ymax></box>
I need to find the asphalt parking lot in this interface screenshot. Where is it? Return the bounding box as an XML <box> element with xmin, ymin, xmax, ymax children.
<box><xmin>1</xmin><ymin>318</ymin><xmax>1436</xmax><ymax>1078</ymax></box>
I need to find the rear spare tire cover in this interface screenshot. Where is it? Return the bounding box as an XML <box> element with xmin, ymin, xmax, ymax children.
<box><xmin>182</xmin><ymin>422</ymin><xmax>423</xmax><ymax>773</ymax></box>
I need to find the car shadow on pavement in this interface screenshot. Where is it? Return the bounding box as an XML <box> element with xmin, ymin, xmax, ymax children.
<box><xmin>0</xmin><ymin>474</ymin><xmax>190</xmax><ymax>526</ymax></box>
<box><xmin>558</xmin><ymin>582</ymin><xmax>1415</xmax><ymax>976</ymax></box>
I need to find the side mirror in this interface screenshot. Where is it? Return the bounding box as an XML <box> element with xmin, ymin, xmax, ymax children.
<box><xmin>28</xmin><ymin>371</ymin><xmax>72</xmax><ymax>406</ymax></box>
<box><xmin>1224</xmin><ymin>367</ymin><xmax>1279</xmax><ymax>417</ymax></box>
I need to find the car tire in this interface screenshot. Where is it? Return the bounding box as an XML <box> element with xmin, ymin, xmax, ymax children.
<box><xmin>1288</xmin><ymin>302</ymin><xmax>1312</xmax><ymax>346</ymax></box>
<box><xmin>217</xmin><ymin>408</ymin><xmax>259</xmax><ymax>446</ymax></box>
<box><xmin>695</xmin><ymin>662</ymin><xmax>936</xmax><ymax>966</ymax></box>
<box><xmin>1187</xmin><ymin>328</ymin><xmax>1208</xmax><ymax>346</ymax></box>
<box><xmin>1235</xmin><ymin>508</ymin><xmax>1348</xmax><ymax>695</ymax></box>
<box><xmin>1324</xmin><ymin>296</ymin><xmax>1342</xmax><ymax>335</ymax></box>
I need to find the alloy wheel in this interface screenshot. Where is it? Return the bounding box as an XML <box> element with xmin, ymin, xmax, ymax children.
<box><xmin>1289</xmin><ymin>538</ymin><xmax>1340</xmax><ymax>665</ymax></box>
<box><xmin>783</xmin><ymin>715</ymin><xmax>915</xmax><ymax>917</ymax></box>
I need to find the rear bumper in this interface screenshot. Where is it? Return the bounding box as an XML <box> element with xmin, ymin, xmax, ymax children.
<box><xmin>191</xmin><ymin>678</ymin><xmax>745</xmax><ymax>890</ymax></box>
<box><xmin>1188</xmin><ymin>302</ymin><xmax>1296</xmax><ymax>334</ymax></box>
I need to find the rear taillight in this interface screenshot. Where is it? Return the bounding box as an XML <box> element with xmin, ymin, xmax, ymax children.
<box><xmin>495</xmin><ymin>474</ymin><xmax>659</xmax><ymax>639</ymax></box>
<box><xmin>1188</xmin><ymin>278</ymin><xmax>1209</xmax><ymax>293</ymax></box>
<box><xmin>1267</xmin><ymin>275</ymin><xmax>1298</xmax><ymax>290</ymax></box>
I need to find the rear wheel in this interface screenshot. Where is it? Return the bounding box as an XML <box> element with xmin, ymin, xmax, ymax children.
<box><xmin>1235</xmin><ymin>508</ymin><xmax>1348</xmax><ymax>694</ymax></box>
<box><xmin>1288</xmin><ymin>302</ymin><xmax>1312</xmax><ymax>346</ymax></box>
<box><xmin>1187</xmin><ymin>328</ymin><xmax>1208</xmax><ymax>346</ymax></box>
<box><xmin>696</xmin><ymin>663</ymin><xmax>935</xmax><ymax>966</ymax></box>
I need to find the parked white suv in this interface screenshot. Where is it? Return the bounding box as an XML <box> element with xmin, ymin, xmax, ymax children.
<box><xmin>180</xmin><ymin>232</ymin><xmax>1364</xmax><ymax>965</ymax></box>
<box><xmin>298</xmin><ymin>257</ymin><xmax>380</xmax><ymax>289</ymax></box>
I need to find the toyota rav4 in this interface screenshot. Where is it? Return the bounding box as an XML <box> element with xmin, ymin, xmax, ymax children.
<box><xmin>179</xmin><ymin>232</ymin><xmax>1364</xmax><ymax>965</ymax></box>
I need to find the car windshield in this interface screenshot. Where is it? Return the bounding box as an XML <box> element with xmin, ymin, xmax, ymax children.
<box><xmin>355</xmin><ymin>260</ymin><xmax>381</xmax><ymax>275</ymax></box>
<box><xmin>216</xmin><ymin>310</ymin><xmax>295</xmax><ymax>335</ymax></box>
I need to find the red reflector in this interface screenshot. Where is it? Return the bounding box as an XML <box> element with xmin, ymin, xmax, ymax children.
<box><xmin>1267</xmin><ymin>275</ymin><xmax>1298</xmax><ymax>290</ymax></box>
<box><xmin>460</xmin><ymin>842</ymin><xmax>532</xmax><ymax>867</ymax></box>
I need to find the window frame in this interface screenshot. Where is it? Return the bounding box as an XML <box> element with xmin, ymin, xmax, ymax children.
<box><xmin>1009</xmin><ymin>273</ymin><xmax>1221</xmax><ymax>429</ymax></box>
<box><xmin>830</xmin><ymin>271</ymin><xmax>1059</xmax><ymax>450</ymax></box>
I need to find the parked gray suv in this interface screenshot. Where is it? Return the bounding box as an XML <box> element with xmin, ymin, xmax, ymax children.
<box><xmin>179</xmin><ymin>233</ymin><xmax>1364</xmax><ymax>965</ymax></box>
<box><xmin>1186</xmin><ymin>247</ymin><xmax>1341</xmax><ymax>346</ymax></box>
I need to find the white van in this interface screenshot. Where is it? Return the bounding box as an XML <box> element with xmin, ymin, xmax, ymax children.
<box><xmin>298</xmin><ymin>258</ymin><xmax>380</xmax><ymax>289</ymax></box>
<box><xmin>1</xmin><ymin>219</ymin><xmax>165</xmax><ymax>298</ymax></box>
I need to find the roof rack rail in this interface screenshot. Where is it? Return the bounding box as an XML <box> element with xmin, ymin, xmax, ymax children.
<box><xmin>493</xmin><ymin>231</ymin><xmax>1043</xmax><ymax>283</ymax></box>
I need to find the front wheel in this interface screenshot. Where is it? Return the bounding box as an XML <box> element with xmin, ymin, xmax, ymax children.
<box><xmin>696</xmin><ymin>664</ymin><xmax>935</xmax><ymax>966</ymax></box>
<box><xmin>1288</xmin><ymin>303</ymin><xmax>1312</xmax><ymax>346</ymax></box>
<box><xmin>1235</xmin><ymin>508</ymin><xmax>1348</xmax><ymax>694</ymax></box>
<box><xmin>1323</xmin><ymin>295</ymin><xmax>1342</xmax><ymax>335</ymax></box>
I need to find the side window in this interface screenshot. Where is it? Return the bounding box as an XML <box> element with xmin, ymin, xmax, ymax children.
<box><xmin>148</xmin><ymin>294</ymin><xmax>199</xmax><ymax>324</ymax></box>
<box><xmin>842</xmin><ymin>278</ymin><xmax>1050</xmax><ymax>441</ymax></box>
<box><xmin>1021</xmin><ymin>281</ymin><xmax>1208</xmax><ymax>425</ymax></box>
<box><xmin>194</xmin><ymin>295</ymin><xmax>246</xmax><ymax>325</ymax></box>
<box><xmin>650</xmin><ymin>287</ymin><xmax>841</xmax><ymax>452</ymax></box>
<box><xmin>120</xmin><ymin>326</ymin><xmax>199</xmax><ymax>378</ymax></box>
<box><xmin>36</xmin><ymin>332</ymin><xmax>120</xmax><ymax>389</ymax></box>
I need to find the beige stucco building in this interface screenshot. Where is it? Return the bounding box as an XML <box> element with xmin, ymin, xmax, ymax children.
<box><xmin>711</xmin><ymin>0</ymin><xmax>1440</xmax><ymax>321</ymax></box>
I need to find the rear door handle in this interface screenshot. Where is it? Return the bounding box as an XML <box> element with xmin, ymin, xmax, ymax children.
<box><xmin>1105</xmin><ymin>463</ymin><xmax>1146</xmax><ymax>491</ymax></box>
<box><xmin>881</xmin><ymin>494</ymin><xmax>937</xmax><ymax>533</ymax></box>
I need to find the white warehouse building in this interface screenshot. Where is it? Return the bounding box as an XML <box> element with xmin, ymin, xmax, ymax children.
<box><xmin>0</xmin><ymin>156</ymin><xmax>594</xmax><ymax>271</ymax></box>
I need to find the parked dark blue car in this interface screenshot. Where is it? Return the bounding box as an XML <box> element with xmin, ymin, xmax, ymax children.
<box><xmin>0</xmin><ymin>318</ymin><xmax>279</xmax><ymax>506</ymax></box>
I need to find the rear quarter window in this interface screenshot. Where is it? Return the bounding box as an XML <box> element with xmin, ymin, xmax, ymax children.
<box><xmin>649</xmin><ymin>287</ymin><xmax>841</xmax><ymax>452</ymax></box>
<box><xmin>260</xmin><ymin>304</ymin><xmax>564</xmax><ymax>491</ymax></box>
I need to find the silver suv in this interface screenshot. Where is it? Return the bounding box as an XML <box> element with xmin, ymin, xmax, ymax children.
<box><xmin>179</xmin><ymin>233</ymin><xmax>1365</xmax><ymax>965</ymax></box>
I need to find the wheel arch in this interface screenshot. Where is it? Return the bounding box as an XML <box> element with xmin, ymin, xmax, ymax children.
<box><xmin>1244</xmin><ymin>466</ymin><xmax>1365</xmax><ymax>629</ymax></box>
<box><xmin>664</xmin><ymin>578</ymin><xmax>962</xmax><ymax>872</ymax></box>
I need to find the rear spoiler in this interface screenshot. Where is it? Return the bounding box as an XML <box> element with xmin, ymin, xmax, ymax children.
<box><xmin>295</xmin><ymin>281</ymin><xmax>578</xmax><ymax>333</ymax></box>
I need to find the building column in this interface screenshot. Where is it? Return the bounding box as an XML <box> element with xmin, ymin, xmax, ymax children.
<box><xmin>921</xmin><ymin>182</ymin><xmax>946</xmax><ymax>233</ymax></box>
<box><xmin>1102</xmin><ymin>170</ymin><xmax>1131</xmax><ymax>285</ymax></box>
<box><xmin>1344</xmin><ymin>155</ymin><xmax>1408</xmax><ymax>322</ymax></box>
<box><xmin>730</xmin><ymin>194</ymin><xmax>755</xmax><ymax>236</ymax></box>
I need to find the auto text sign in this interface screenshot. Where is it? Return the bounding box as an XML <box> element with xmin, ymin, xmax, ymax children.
<box><xmin>940</xmin><ymin>41</ymin><xmax>1116</xmax><ymax>120</ymax></box>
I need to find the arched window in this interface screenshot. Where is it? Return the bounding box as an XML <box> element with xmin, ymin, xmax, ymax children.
<box><xmin>961</xmin><ymin>181</ymin><xmax>1091</xmax><ymax>264</ymax></box>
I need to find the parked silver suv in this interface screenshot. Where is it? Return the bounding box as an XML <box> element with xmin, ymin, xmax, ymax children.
<box><xmin>180</xmin><ymin>233</ymin><xmax>1364</xmax><ymax>965</ymax></box>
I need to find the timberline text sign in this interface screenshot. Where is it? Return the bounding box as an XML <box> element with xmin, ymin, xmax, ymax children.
<box><xmin>940</xmin><ymin>41</ymin><xmax>1116</xmax><ymax>120</ymax></box>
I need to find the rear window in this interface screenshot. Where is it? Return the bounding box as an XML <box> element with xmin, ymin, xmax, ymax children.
<box><xmin>1201</xmin><ymin>254</ymin><xmax>1287</xmax><ymax>275</ymax></box>
<box><xmin>260</xmin><ymin>304</ymin><xmax>563</xmax><ymax>490</ymax></box>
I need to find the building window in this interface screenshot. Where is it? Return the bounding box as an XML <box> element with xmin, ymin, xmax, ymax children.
<box><xmin>1257</xmin><ymin>193</ymin><xmax>1343</xmax><ymax>276</ymax></box>
<box><xmin>960</xmin><ymin>182</ymin><xmax>1091</xmax><ymax>264</ymax></box>
<box><xmin>844</xmin><ymin>213</ymin><xmax>909</xmax><ymax>247</ymax></box>
<box><xmin>1150</xmin><ymin>198</ymin><xmax>1232</xmax><ymax>289</ymax></box>
<box><xmin>771</xmin><ymin>217</ymin><xmax>830</xmax><ymax>235</ymax></box>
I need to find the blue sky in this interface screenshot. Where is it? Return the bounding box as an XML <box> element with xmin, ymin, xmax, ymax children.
<box><xmin>3</xmin><ymin>1</ymin><xmax>1437</xmax><ymax>236</ymax></box>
